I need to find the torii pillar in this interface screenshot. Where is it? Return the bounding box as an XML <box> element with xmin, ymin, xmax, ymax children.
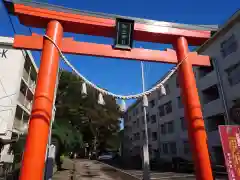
<box><xmin>4</xmin><ymin>1</ymin><xmax>214</xmax><ymax>180</ymax></box>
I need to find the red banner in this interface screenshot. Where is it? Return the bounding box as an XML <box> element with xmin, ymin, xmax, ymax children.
<box><xmin>219</xmin><ymin>125</ymin><xmax>240</xmax><ymax>180</ymax></box>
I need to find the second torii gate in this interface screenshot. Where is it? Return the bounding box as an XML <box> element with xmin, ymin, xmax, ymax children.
<box><xmin>4</xmin><ymin>1</ymin><xmax>217</xmax><ymax>180</ymax></box>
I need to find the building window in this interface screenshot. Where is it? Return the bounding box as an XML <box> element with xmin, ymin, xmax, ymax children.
<box><xmin>161</xmin><ymin>124</ymin><xmax>166</xmax><ymax>135</ymax></box>
<box><xmin>147</xmin><ymin>113</ymin><xmax>150</xmax><ymax>122</ymax></box>
<box><xmin>181</xmin><ymin>117</ymin><xmax>187</xmax><ymax>131</ymax></box>
<box><xmin>183</xmin><ymin>140</ymin><xmax>190</xmax><ymax>154</ymax></box>
<box><xmin>169</xmin><ymin>142</ymin><xmax>177</xmax><ymax>154</ymax></box>
<box><xmin>149</xmin><ymin>145</ymin><xmax>152</xmax><ymax>155</ymax></box>
<box><xmin>177</xmin><ymin>96</ymin><xmax>183</xmax><ymax>108</ymax></box>
<box><xmin>207</xmin><ymin>114</ymin><xmax>225</xmax><ymax>132</ymax></box>
<box><xmin>226</xmin><ymin>62</ymin><xmax>240</xmax><ymax>86</ymax></box>
<box><xmin>212</xmin><ymin>146</ymin><xmax>225</xmax><ymax>165</ymax></box>
<box><xmin>165</xmin><ymin>101</ymin><xmax>172</xmax><ymax>114</ymax></box>
<box><xmin>162</xmin><ymin>143</ymin><xmax>168</xmax><ymax>154</ymax></box>
<box><xmin>150</xmin><ymin>100</ymin><xmax>155</xmax><ymax>108</ymax></box>
<box><xmin>202</xmin><ymin>84</ymin><xmax>220</xmax><ymax>104</ymax></box>
<box><xmin>151</xmin><ymin>115</ymin><xmax>156</xmax><ymax>124</ymax></box>
<box><xmin>198</xmin><ymin>58</ymin><xmax>214</xmax><ymax>78</ymax></box>
<box><xmin>152</xmin><ymin>132</ymin><xmax>157</xmax><ymax>141</ymax></box>
<box><xmin>158</xmin><ymin>105</ymin><xmax>165</xmax><ymax>117</ymax></box>
<box><xmin>220</xmin><ymin>34</ymin><xmax>238</xmax><ymax>59</ymax></box>
<box><xmin>159</xmin><ymin>101</ymin><xmax>172</xmax><ymax>117</ymax></box>
<box><xmin>167</xmin><ymin>121</ymin><xmax>174</xmax><ymax>133</ymax></box>
<box><xmin>142</xmin><ymin>130</ymin><xmax>145</xmax><ymax>139</ymax></box>
<box><xmin>129</xmin><ymin>116</ymin><xmax>131</xmax><ymax>121</ymax></box>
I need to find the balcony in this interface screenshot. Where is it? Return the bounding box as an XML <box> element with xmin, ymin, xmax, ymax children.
<box><xmin>22</xmin><ymin>68</ymin><xmax>36</xmax><ymax>94</ymax></box>
<box><xmin>18</xmin><ymin>92</ymin><xmax>32</xmax><ymax>112</ymax></box>
<box><xmin>201</xmin><ymin>84</ymin><xmax>220</xmax><ymax>104</ymax></box>
<box><xmin>13</xmin><ymin>119</ymin><xmax>29</xmax><ymax>134</ymax></box>
<box><xmin>13</xmin><ymin>105</ymin><xmax>30</xmax><ymax>132</ymax></box>
<box><xmin>18</xmin><ymin>92</ymin><xmax>25</xmax><ymax>105</ymax></box>
<box><xmin>22</xmin><ymin>68</ymin><xmax>29</xmax><ymax>83</ymax></box>
<box><xmin>13</xmin><ymin>116</ymin><xmax>22</xmax><ymax>130</ymax></box>
<box><xmin>202</xmin><ymin>98</ymin><xmax>224</xmax><ymax>117</ymax></box>
<box><xmin>207</xmin><ymin>130</ymin><xmax>221</xmax><ymax>147</ymax></box>
<box><xmin>198</xmin><ymin>71</ymin><xmax>218</xmax><ymax>91</ymax></box>
<box><xmin>29</xmin><ymin>81</ymin><xmax>36</xmax><ymax>93</ymax></box>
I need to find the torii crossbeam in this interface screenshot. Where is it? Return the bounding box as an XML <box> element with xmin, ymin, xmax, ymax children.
<box><xmin>4</xmin><ymin>1</ymin><xmax>218</xmax><ymax>180</ymax></box>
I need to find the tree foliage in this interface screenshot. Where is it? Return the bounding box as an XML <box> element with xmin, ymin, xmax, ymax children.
<box><xmin>53</xmin><ymin>70</ymin><xmax>121</xmax><ymax>153</ymax></box>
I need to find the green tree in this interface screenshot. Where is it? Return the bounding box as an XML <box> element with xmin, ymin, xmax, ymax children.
<box><xmin>53</xmin><ymin>70</ymin><xmax>121</xmax><ymax>153</ymax></box>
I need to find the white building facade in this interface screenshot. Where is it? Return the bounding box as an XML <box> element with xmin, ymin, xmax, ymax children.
<box><xmin>0</xmin><ymin>36</ymin><xmax>38</xmax><ymax>162</ymax></box>
<box><xmin>123</xmin><ymin>10</ymin><xmax>240</xmax><ymax>168</ymax></box>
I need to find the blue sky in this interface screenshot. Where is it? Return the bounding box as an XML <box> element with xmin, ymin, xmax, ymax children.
<box><xmin>0</xmin><ymin>0</ymin><xmax>238</xmax><ymax>128</ymax></box>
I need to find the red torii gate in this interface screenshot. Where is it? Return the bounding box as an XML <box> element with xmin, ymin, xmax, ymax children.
<box><xmin>4</xmin><ymin>1</ymin><xmax>216</xmax><ymax>180</ymax></box>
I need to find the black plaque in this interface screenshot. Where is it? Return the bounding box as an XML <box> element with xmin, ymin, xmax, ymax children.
<box><xmin>114</xmin><ymin>18</ymin><xmax>134</xmax><ymax>50</ymax></box>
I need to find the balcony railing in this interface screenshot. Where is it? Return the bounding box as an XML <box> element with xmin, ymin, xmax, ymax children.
<box><xmin>13</xmin><ymin>117</ymin><xmax>22</xmax><ymax>130</ymax></box>
<box><xmin>18</xmin><ymin>92</ymin><xmax>32</xmax><ymax>111</ymax></box>
<box><xmin>29</xmin><ymin>81</ymin><xmax>36</xmax><ymax>93</ymax></box>
<box><xmin>22</xmin><ymin>68</ymin><xmax>29</xmax><ymax>83</ymax></box>
<box><xmin>13</xmin><ymin>119</ymin><xmax>29</xmax><ymax>134</ymax></box>
<box><xmin>22</xmin><ymin>68</ymin><xmax>36</xmax><ymax>93</ymax></box>
<box><xmin>18</xmin><ymin>92</ymin><xmax>25</xmax><ymax>105</ymax></box>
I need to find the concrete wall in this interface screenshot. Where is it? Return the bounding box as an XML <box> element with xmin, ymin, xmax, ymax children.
<box><xmin>0</xmin><ymin>44</ymin><xmax>25</xmax><ymax>138</ymax></box>
<box><xmin>0</xmin><ymin>40</ymin><xmax>26</xmax><ymax>162</ymax></box>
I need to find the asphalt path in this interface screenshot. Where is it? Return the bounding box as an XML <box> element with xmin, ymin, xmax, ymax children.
<box><xmin>53</xmin><ymin>159</ymin><xmax>228</xmax><ymax>180</ymax></box>
<box><xmin>124</xmin><ymin>169</ymin><xmax>228</xmax><ymax>180</ymax></box>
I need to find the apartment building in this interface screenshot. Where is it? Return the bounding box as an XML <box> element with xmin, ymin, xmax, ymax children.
<box><xmin>123</xmin><ymin>10</ymin><xmax>240</xmax><ymax>167</ymax></box>
<box><xmin>196</xmin><ymin>10</ymin><xmax>240</xmax><ymax>165</ymax></box>
<box><xmin>0</xmin><ymin>36</ymin><xmax>38</xmax><ymax>162</ymax></box>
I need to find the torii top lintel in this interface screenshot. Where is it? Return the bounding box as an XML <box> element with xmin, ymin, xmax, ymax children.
<box><xmin>4</xmin><ymin>0</ymin><xmax>217</xmax><ymax>46</ymax></box>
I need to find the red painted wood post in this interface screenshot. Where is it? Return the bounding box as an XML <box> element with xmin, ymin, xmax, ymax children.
<box><xmin>19</xmin><ymin>20</ymin><xmax>63</xmax><ymax>180</ymax></box>
<box><xmin>174</xmin><ymin>37</ymin><xmax>213</xmax><ymax>180</ymax></box>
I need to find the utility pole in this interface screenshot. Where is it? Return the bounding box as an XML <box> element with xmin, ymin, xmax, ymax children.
<box><xmin>141</xmin><ymin>61</ymin><xmax>150</xmax><ymax>180</ymax></box>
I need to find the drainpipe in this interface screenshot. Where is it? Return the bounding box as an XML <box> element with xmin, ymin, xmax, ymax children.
<box><xmin>212</xmin><ymin>58</ymin><xmax>230</xmax><ymax>125</ymax></box>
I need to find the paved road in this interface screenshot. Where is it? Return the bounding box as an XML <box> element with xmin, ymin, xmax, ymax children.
<box><xmin>74</xmin><ymin>159</ymin><xmax>137</xmax><ymax>180</ymax></box>
<box><xmin>74</xmin><ymin>159</ymin><xmax>116</xmax><ymax>180</ymax></box>
<box><xmin>125</xmin><ymin>170</ymin><xmax>196</xmax><ymax>180</ymax></box>
<box><xmin>53</xmin><ymin>159</ymin><xmax>228</xmax><ymax>180</ymax></box>
<box><xmin>125</xmin><ymin>170</ymin><xmax>228</xmax><ymax>180</ymax></box>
